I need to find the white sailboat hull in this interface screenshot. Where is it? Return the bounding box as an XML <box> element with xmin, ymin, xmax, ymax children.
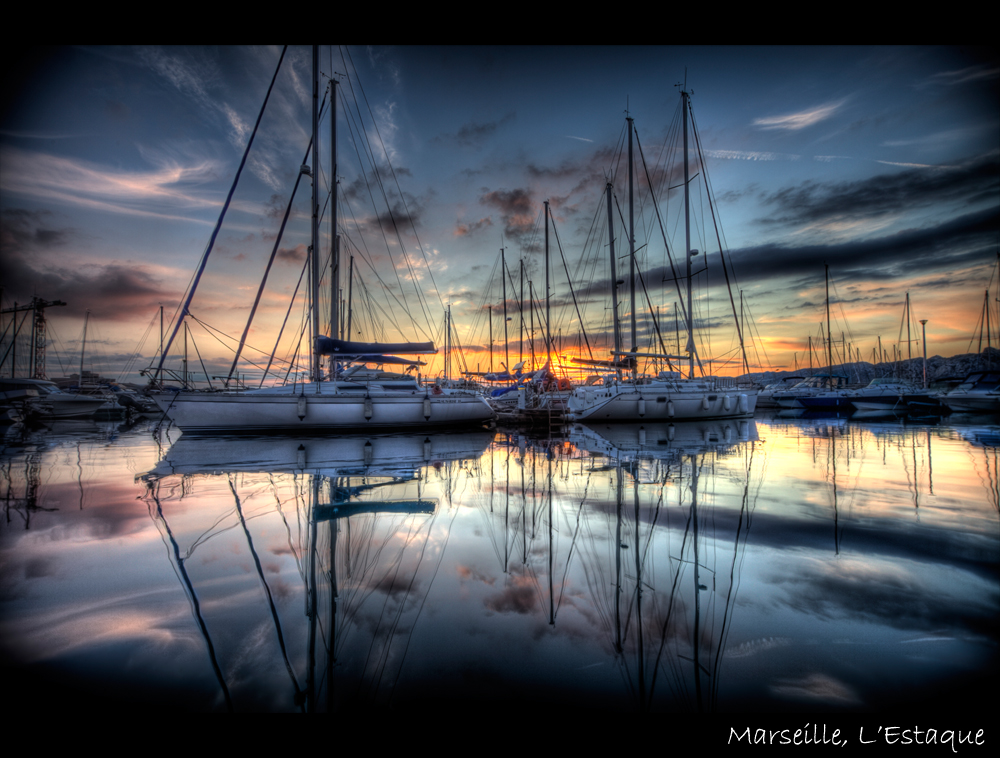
<box><xmin>153</xmin><ymin>385</ymin><xmax>495</xmax><ymax>433</ymax></box>
<box><xmin>566</xmin><ymin>383</ymin><xmax>757</xmax><ymax>422</ymax></box>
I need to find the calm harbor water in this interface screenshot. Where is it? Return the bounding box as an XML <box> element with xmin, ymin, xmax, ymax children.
<box><xmin>2</xmin><ymin>414</ymin><xmax>997</xmax><ymax>714</ymax></box>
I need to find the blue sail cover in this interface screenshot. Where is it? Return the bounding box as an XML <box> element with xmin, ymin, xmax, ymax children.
<box><xmin>315</xmin><ymin>337</ymin><xmax>436</xmax><ymax>355</ymax></box>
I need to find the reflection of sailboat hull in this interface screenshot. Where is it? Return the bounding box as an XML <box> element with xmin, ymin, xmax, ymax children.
<box><xmin>144</xmin><ymin>429</ymin><xmax>495</xmax><ymax>479</ymax></box>
<box><xmin>152</xmin><ymin>384</ymin><xmax>495</xmax><ymax>434</ymax></box>
<box><xmin>570</xmin><ymin>419</ymin><xmax>758</xmax><ymax>458</ymax></box>
<box><xmin>567</xmin><ymin>384</ymin><xmax>755</xmax><ymax>423</ymax></box>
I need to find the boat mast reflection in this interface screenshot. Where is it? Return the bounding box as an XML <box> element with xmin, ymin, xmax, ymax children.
<box><xmin>568</xmin><ymin>420</ymin><xmax>759</xmax><ymax>711</ymax></box>
<box><xmin>141</xmin><ymin>430</ymin><xmax>492</xmax><ymax>711</ymax></box>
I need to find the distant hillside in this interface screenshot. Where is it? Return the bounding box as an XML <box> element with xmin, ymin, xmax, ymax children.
<box><xmin>741</xmin><ymin>347</ymin><xmax>1000</xmax><ymax>386</ymax></box>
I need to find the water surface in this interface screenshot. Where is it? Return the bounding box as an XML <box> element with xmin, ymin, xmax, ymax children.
<box><xmin>2</xmin><ymin>415</ymin><xmax>996</xmax><ymax>714</ymax></box>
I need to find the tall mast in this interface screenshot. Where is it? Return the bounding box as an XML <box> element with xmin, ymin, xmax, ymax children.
<box><xmin>346</xmin><ymin>254</ymin><xmax>354</xmax><ymax>342</ymax></box>
<box><xmin>825</xmin><ymin>263</ymin><xmax>832</xmax><ymax>384</ymax></box>
<box><xmin>606</xmin><ymin>183</ymin><xmax>621</xmax><ymax>378</ymax></box>
<box><xmin>310</xmin><ymin>45</ymin><xmax>321</xmax><ymax>382</ymax></box>
<box><xmin>331</xmin><ymin>76</ymin><xmax>339</xmax><ymax>343</ymax></box>
<box><xmin>906</xmin><ymin>292</ymin><xmax>912</xmax><ymax>361</ymax></box>
<box><xmin>529</xmin><ymin>279</ymin><xmax>535</xmax><ymax>370</ymax></box>
<box><xmin>519</xmin><ymin>259</ymin><xmax>525</xmax><ymax>368</ymax></box>
<box><xmin>985</xmin><ymin>289</ymin><xmax>992</xmax><ymax>354</ymax></box>
<box><xmin>502</xmin><ymin>247</ymin><xmax>509</xmax><ymax>372</ymax></box>
<box><xmin>628</xmin><ymin>117</ymin><xmax>637</xmax><ymax>361</ymax></box>
<box><xmin>544</xmin><ymin>200</ymin><xmax>551</xmax><ymax>369</ymax></box>
<box><xmin>741</xmin><ymin>290</ymin><xmax>749</xmax><ymax>376</ymax></box>
<box><xmin>682</xmin><ymin>88</ymin><xmax>695</xmax><ymax>379</ymax></box>
<box><xmin>79</xmin><ymin>310</ymin><xmax>90</xmax><ymax>383</ymax></box>
<box><xmin>158</xmin><ymin>304</ymin><xmax>163</xmax><ymax>384</ymax></box>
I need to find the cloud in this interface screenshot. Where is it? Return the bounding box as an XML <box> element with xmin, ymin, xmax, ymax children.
<box><xmin>757</xmin><ymin>152</ymin><xmax>999</xmax><ymax>228</ymax></box>
<box><xmin>135</xmin><ymin>46</ymin><xmax>303</xmax><ymax>192</ymax></box>
<box><xmin>0</xmin><ymin>208</ymin><xmax>176</xmax><ymax>321</ymax></box>
<box><xmin>1</xmin><ymin>146</ymin><xmax>226</xmax><ymax>223</ymax></box>
<box><xmin>752</xmin><ymin>99</ymin><xmax>848</xmax><ymax>131</ymax></box>
<box><xmin>922</xmin><ymin>63</ymin><xmax>1000</xmax><ymax>88</ymax></box>
<box><xmin>479</xmin><ymin>187</ymin><xmax>537</xmax><ymax>243</ymax></box>
<box><xmin>449</xmin><ymin>113</ymin><xmax>516</xmax><ymax>149</ymax></box>
<box><xmin>695</xmin><ymin>205</ymin><xmax>1000</xmax><ymax>290</ymax></box>
<box><xmin>454</xmin><ymin>217</ymin><xmax>493</xmax><ymax>237</ymax></box>
<box><xmin>276</xmin><ymin>243</ymin><xmax>307</xmax><ymax>264</ymax></box>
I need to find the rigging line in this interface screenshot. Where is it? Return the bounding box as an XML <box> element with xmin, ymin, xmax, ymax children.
<box><xmin>711</xmin><ymin>449</ymin><xmax>753</xmax><ymax>704</ymax></box>
<box><xmin>549</xmin><ymin>212</ymin><xmax>595</xmax><ymax>361</ymax></box>
<box><xmin>187</xmin><ymin>325</ymin><xmax>215</xmax><ymax>390</ymax></box>
<box><xmin>687</xmin><ymin>113</ymin><xmax>747</xmax><ymax>376</ymax></box>
<box><xmin>229</xmin><ymin>477</ymin><xmax>304</xmax><ymax>706</ymax></box>
<box><xmin>634</xmin><ymin>127</ymin><xmax>696</xmax><ymax>358</ymax></box>
<box><xmin>339</xmin><ymin>120</ymin><xmax>432</xmax><ymax>342</ymax></box>
<box><xmin>119</xmin><ymin>310</ymin><xmax>159</xmax><ymax>382</ymax></box>
<box><xmin>344</xmin><ymin>46</ymin><xmax>445</xmax><ymax>316</ymax></box>
<box><xmin>634</xmin><ymin>233</ymin><xmax>672</xmax><ymax>365</ymax></box>
<box><xmin>370</xmin><ymin>514</ymin><xmax>439</xmax><ymax>697</ymax></box>
<box><xmin>468</xmin><ymin>254</ymin><xmax>503</xmax><ymax>357</ymax></box>
<box><xmin>281</xmin><ymin>307</ymin><xmax>312</xmax><ymax>386</ymax></box>
<box><xmin>450</xmin><ymin>311</ymin><xmax>470</xmax><ymax>375</ymax></box>
<box><xmin>228</xmin><ymin>136</ymin><xmax>314</xmax><ymax>385</ymax></box>
<box><xmin>260</xmin><ymin>249</ymin><xmax>309</xmax><ymax>387</ymax></box>
<box><xmin>742</xmin><ymin>300</ymin><xmax>771</xmax><ymax>372</ymax></box>
<box><xmin>573</xmin><ymin>192</ymin><xmax>612</xmax><ymax>340</ymax></box>
<box><xmin>154</xmin><ymin>45</ymin><xmax>288</xmax><ymax>382</ymax></box>
<box><xmin>553</xmin><ymin>497</ymin><xmax>587</xmax><ymax>617</ymax></box>
<box><xmin>147</xmin><ymin>483</ymin><xmax>234</xmax><ymax>711</ymax></box>
<box><xmin>647</xmin><ymin>498</ymin><xmax>695</xmax><ymax>705</ymax></box>
<box><xmin>337</xmin><ymin>85</ymin><xmax>424</xmax><ymax>334</ymax></box>
<box><xmin>387</xmin><ymin>504</ymin><xmax>460</xmax><ymax>702</ymax></box>
<box><xmin>344</xmin><ymin>235</ymin><xmax>413</xmax><ymax>338</ymax></box>
<box><xmin>339</xmin><ymin>62</ymin><xmax>436</xmax><ymax>338</ymax></box>
<box><xmin>337</xmin><ymin>233</ymin><xmax>395</xmax><ymax>338</ymax></box>
<box><xmin>358</xmin><ymin>517</ymin><xmax>421</xmax><ymax>696</ymax></box>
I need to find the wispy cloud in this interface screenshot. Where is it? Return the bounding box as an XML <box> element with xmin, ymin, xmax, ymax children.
<box><xmin>704</xmin><ymin>149</ymin><xmax>801</xmax><ymax>161</ymax></box>
<box><xmin>370</xmin><ymin>101</ymin><xmax>400</xmax><ymax>164</ymax></box>
<box><xmin>436</xmin><ymin>113</ymin><xmax>516</xmax><ymax>149</ymax></box>
<box><xmin>454</xmin><ymin>217</ymin><xmax>493</xmax><ymax>237</ymax></box>
<box><xmin>136</xmin><ymin>46</ymin><xmax>296</xmax><ymax>192</ymax></box>
<box><xmin>882</xmin><ymin>126</ymin><xmax>985</xmax><ymax>150</ymax></box>
<box><xmin>875</xmin><ymin>160</ymin><xmax>946</xmax><ymax>169</ymax></box>
<box><xmin>0</xmin><ymin>147</ymin><xmax>225</xmax><ymax>222</ymax></box>
<box><xmin>752</xmin><ymin>99</ymin><xmax>848</xmax><ymax>131</ymax></box>
<box><xmin>922</xmin><ymin>64</ymin><xmax>1000</xmax><ymax>88</ymax></box>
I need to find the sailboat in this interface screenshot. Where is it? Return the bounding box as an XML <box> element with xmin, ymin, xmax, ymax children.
<box><xmin>566</xmin><ymin>89</ymin><xmax>757</xmax><ymax>423</ymax></box>
<box><xmin>150</xmin><ymin>47</ymin><xmax>493</xmax><ymax>433</ymax></box>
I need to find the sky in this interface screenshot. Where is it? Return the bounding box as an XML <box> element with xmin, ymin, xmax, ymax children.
<box><xmin>1</xmin><ymin>45</ymin><xmax>998</xmax><ymax>383</ymax></box>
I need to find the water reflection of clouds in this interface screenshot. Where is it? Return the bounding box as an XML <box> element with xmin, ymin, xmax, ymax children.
<box><xmin>770</xmin><ymin>672</ymin><xmax>864</xmax><ymax>706</ymax></box>
<box><xmin>2</xmin><ymin>588</ymin><xmax>191</xmax><ymax>663</ymax></box>
<box><xmin>767</xmin><ymin>553</ymin><xmax>998</xmax><ymax>635</ymax></box>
